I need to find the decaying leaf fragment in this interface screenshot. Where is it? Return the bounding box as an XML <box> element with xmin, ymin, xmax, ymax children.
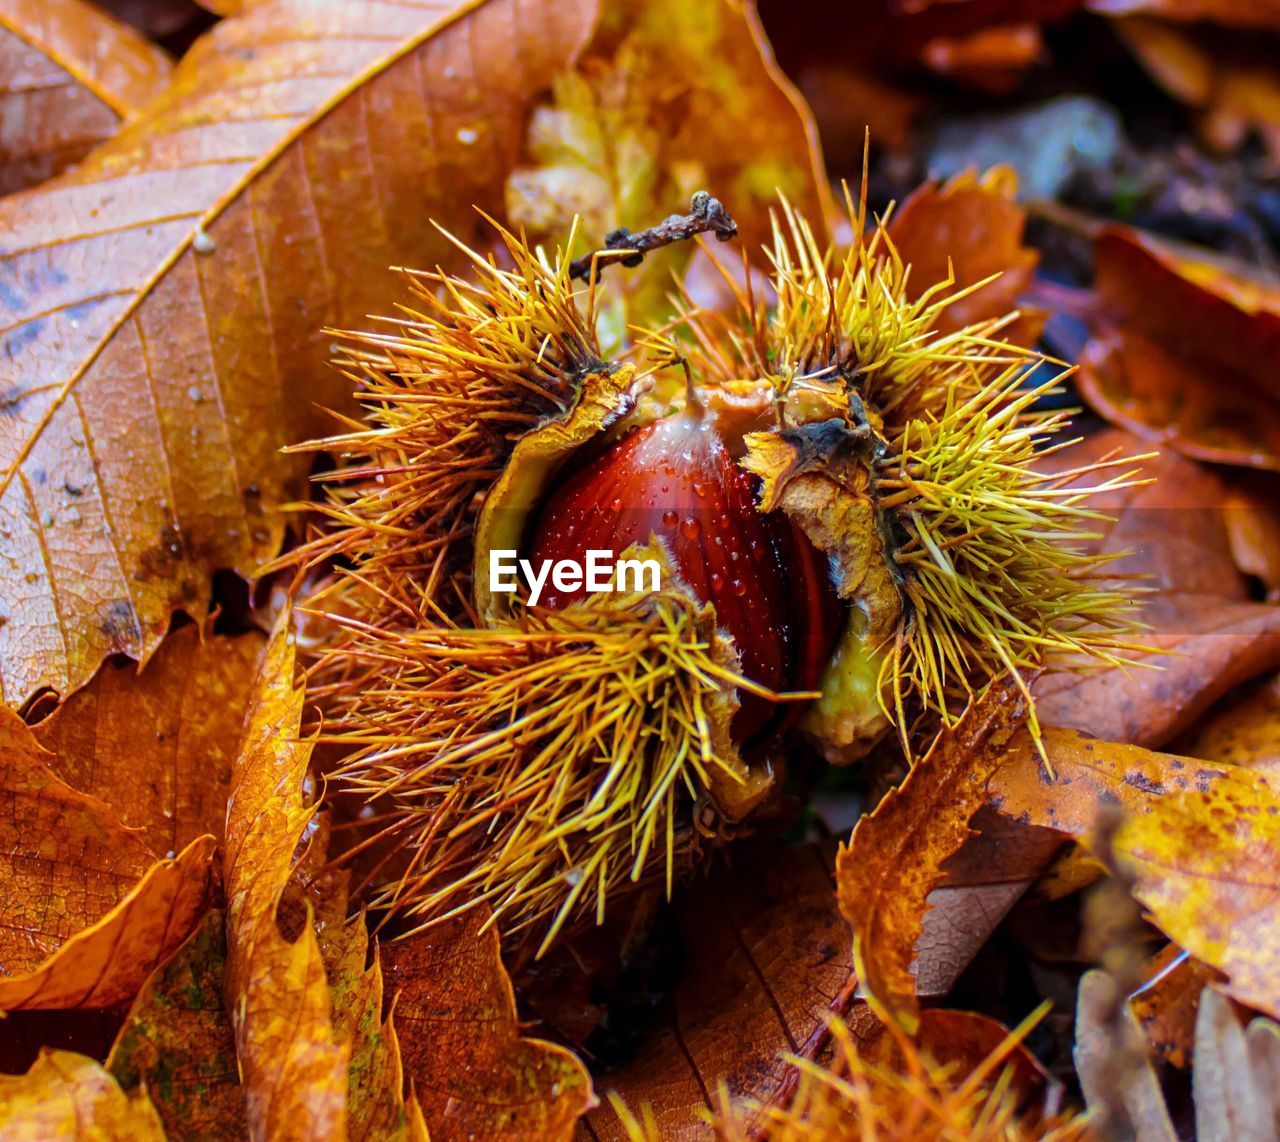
<box><xmin>107</xmin><ymin>909</ymin><xmax>246</xmax><ymax>1141</ymax></box>
<box><xmin>837</xmin><ymin>679</ymin><xmax>1028</xmax><ymax>1031</ymax></box>
<box><xmin>223</xmin><ymin>612</ymin><xmax>348</xmax><ymax>1141</ymax></box>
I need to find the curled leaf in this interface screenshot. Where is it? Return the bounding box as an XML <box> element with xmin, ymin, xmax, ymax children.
<box><xmin>1078</xmin><ymin>226</ymin><xmax>1280</xmax><ymax>471</ymax></box>
<box><xmin>837</xmin><ymin>679</ymin><xmax>1028</xmax><ymax>1032</ymax></box>
<box><xmin>0</xmin><ymin>704</ymin><xmax>215</xmax><ymax>1010</ymax></box>
<box><xmin>0</xmin><ymin>835</ymin><xmax>215</xmax><ymax>1011</ymax></box>
<box><xmin>224</xmin><ymin>613</ymin><xmax>347</xmax><ymax>1140</ymax></box>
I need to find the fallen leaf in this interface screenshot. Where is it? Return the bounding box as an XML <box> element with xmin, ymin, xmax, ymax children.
<box><xmin>0</xmin><ymin>834</ymin><xmax>215</xmax><ymax>1011</ymax></box>
<box><xmin>0</xmin><ymin>1049</ymin><xmax>167</xmax><ymax>1140</ymax></box>
<box><xmin>506</xmin><ymin>0</ymin><xmax>829</xmax><ymax>343</ymax></box>
<box><xmin>1077</xmin><ymin>225</ymin><xmax>1280</xmax><ymax>470</ymax></box>
<box><xmin>585</xmin><ymin>827</ymin><xmax>1056</xmax><ymax>1140</ymax></box>
<box><xmin>887</xmin><ymin>168</ymin><xmax>1040</xmax><ymax>340</ymax></box>
<box><xmin>920</xmin><ymin>24</ymin><xmax>1044</xmax><ymax>93</ymax></box>
<box><xmin>32</xmin><ymin>623</ymin><xmax>264</xmax><ymax>852</ymax></box>
<box><xmin>1032</xmin><ymin>430</ymin><xmax>1280</xmax><ymax>747</ymax></box>
<box><xmin>988</xmin><ymin>726</ymin><xmax>1232</xmax><ymax>836</ymax></box>
<box><xmin>0</xmin><ymin>0</ymin><xmax>171</xmax><ymax>194</ymax></box>
<box><xmin>224</xmin><ymin>612</ymin><xmax>347</xmax><ymax>1141</ymax></box>
<box><xmin>1130</xmin><ymin>942</ymin><xmax>1214</xmax><ymax>1067</ymax></box>
<box><xmin>0</xmin><ymin>0</ymin><xmax>596</xmax><ymax>709</ymax></box>
<box><xmin>837</xmin><ymin>679</ymin><xmax>1028</xmax><ymax>1031</ymax></box>
<box><xmin>382</xmin><ymin>908</ymin><xmax>595</xmax><ymax>1141</ymax></box>
<box><xmin>321</xmin><ymin>914</ymin><xmax>421</xmax><ymax>1142</ymax></box>
<box><xmin>993</xmin><ymin>728</ymin><xmax>1280</xmax><ymax>1023</ymax></box>
<box><xmin>0</xmin><ymin>703</ymin><xmax>215</xmax><ymax>1008</ymax></box>
<box><xmin>1113</xmin><ymin>766</ymin><xmax>1280</xmax><ymax>1022</ymax></box>
<box><xmin>585</xmin><ymin>842</ymin><xmax>860</xmax><ymax>1140</ymax></box>
<box><xmin>106</xmin><ymin>908</ymin><xmax>246</xmax><ymax>1140</ymax></box>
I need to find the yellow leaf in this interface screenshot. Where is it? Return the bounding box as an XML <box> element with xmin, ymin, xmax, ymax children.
<box><xmin>224</xmin><ymin>610</ymin><xmax>348</xmax><ymax>1141</ymax></box>
<box><xmin>0</xmin><ymin>1049</ymin><xmax>166</xmax><ymax>1140</ymax></box>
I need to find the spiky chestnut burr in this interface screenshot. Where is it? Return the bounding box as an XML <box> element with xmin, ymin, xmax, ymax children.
<box><xmin>282</xmin><ymin>190</ymin><xmax>1148</xmax><ymax>951</ymax></box>
<box><xmin>528</xmin><ymin>408</ymin><xmax>840</xmax><ymax>742</ymax></box>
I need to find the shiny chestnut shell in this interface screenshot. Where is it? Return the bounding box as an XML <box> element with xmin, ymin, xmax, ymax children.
<box><xmin>527</xmin><ymin>412</ymin><xmax>841</xmax><ymax>742</ymax></box>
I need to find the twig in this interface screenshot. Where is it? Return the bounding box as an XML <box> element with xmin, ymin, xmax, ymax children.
<box><xmin>567</xmin><ymin>191</ymin><xmax>738</xmax><ymax>282</ymax></box>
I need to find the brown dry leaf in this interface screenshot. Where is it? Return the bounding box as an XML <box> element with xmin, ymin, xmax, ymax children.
<box><xmin>106</xmin><ymin>908</ymin><xmax>246</xmax><ymax>1140</ymax></box>
<box><xmin>0</xmin><ymin>1048</ymin><xmax>167</xmax><ymax>1140</ymax></box>
<box><xmin>1112</xmin><ymin>17</ymin><xmax>1280</xmax><ymax>158</ymax></box>
<box><xmin>0</xmin><ymin>0</ymin><xmax>596</xmax><ymax>710</ymax></box>
<box><xmin>224</xmin><ymin>612</ymin><xmax>347</xmax><ymax>1141</ymax></box>
<box><xmin>1032</xmin><ymin>430</ymin><xmax>1280</xmax><ymax>748</ymax></box>
<box><xmin>585</xmin><ymin>827</ymin><xmax>1059</xmax><ymax>1140</ymax></box>
<box><xmin>0</xmin><ymin>704</ymin><xmax>215</xmax><ymax>1009</ymax></box>
<box><xmin>887</xmin><ymin>167</ymin><xmax>1040</xmax><ymax>341</ymax></box>
<box><xmin>33</xmin><ymin>623</ymin><xmax>264</xmax><ymax>852</ymax></box>
<box><xmin>0</xmin><ymin>0</ymin><xmax>171</xmax><ymax>194</ymax></box>
<box><xmin>836</xmin><ymin>679</ymin><xmax>1028</xmax><ymax>1031</ymax></box>
<box><xmin>1114</xmin><ymin>766</ymin><xmax>1280</xmax><ymax>1022</ymax></box>
<box><xmin>920</xmin><ymin>24</ymin><xmax>1045</xmax><ymax>93</ymax></box>
<box><xmin>382</xmin><ymin>908</ymin><xmax>594</xmax><ymax>1141</ymax></box>
<box><xmin>1078</xmin><ymin>224</ymin><xmax>1280</xmax><ymax>471</ymax></box>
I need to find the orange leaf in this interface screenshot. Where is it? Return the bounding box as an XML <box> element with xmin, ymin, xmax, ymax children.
<box><xmin>0</xmin><ymin>834</ymin><xmax>215</xmax><ymax>1011</ymax></box>
<box><xmin>0</xmin><ymin>1049</ymin><xmax>166</xmax><ymax>1140</ymax></box>
<box><xmin>836</xmin><ymin>679</ymin><xmax>1029</xmax><ymax>1032</ymax></box>
<box><xmin>0</xmin><ymin>0</ymin><xmax>170</xmax><ymax>194</ymax></box>
<box><xmin>32</xmin><ymin>623</ymin><xmax>264</xmax><ymax>853</ymax></box>
<box><xmin>0</xmin><ymin>703</ymin><xmax>215</xmax><ymax>1010</ymax></box>
<box><xmin>322</xmin><ymin>913</ymin><xmax>423</xmax><ymax>1142</ymax></box>
<box><xmin>0</xmin><ymin>0</ymin><xmax>596</xmax><ymax>709</ymax></box>
<box><xmin>887</xmin><ymin>167</ymin><xmax>1039</xmax><ymax>340</ymax></box>
<box><xmin>383</xmin><ymin>908</ymin><xmax>595</xmax><ymax>1141</ymax></box>
<box><xmin>1078</xmin><ymin>225</ymin><xmax>1280</xmax><ymax>470</ymax></box>
<box><xmin>989</xmin><ymin>726</ymin><xmax>1232</xmax><ymax>835</ymax></box>
<box><xmin>107</xmin><ymin>908</ymin><xmax>247</xmax><ymax>1140</ymax></box>
<box><xmin>1179</xmin><ymin>671</ymin><xmax>1280</xmax><ymax>778</ymax></box>
<box><xmin>224</xmin><ymin>611</ymin><xmax>347</xmax><ymax>1141</ymax></box>
<box><xmin>990</xmin><ymin>722</ymin><xmax>1280</xmax><ymax>1021</ymax></box>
